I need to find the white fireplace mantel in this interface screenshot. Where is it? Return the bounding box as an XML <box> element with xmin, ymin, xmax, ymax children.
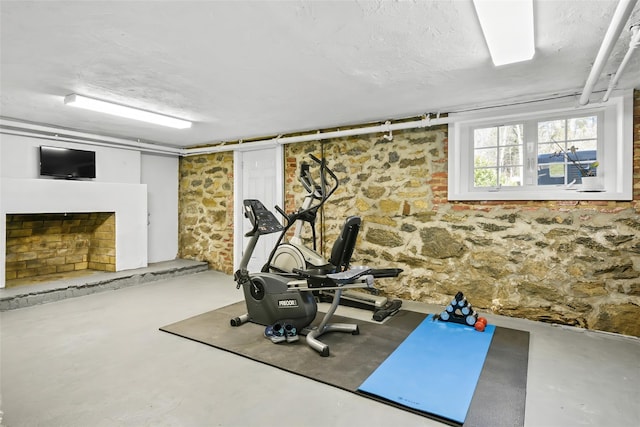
<box><xmin>1</xmin><ymin>178</ymin><xmax>148</xmax><ymax>288</ymax></box>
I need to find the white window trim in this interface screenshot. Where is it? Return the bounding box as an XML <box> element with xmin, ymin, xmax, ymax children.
<box><xmin>448</xmin><ymin>91</ymin><xmax>634</xmax><ymax>201</ymax></box>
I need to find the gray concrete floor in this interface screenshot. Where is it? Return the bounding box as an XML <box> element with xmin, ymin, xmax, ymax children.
<box><xmin>1</xmin><ymin>269</ymin><xmax>639</xmax><ymax>427</ymax></box>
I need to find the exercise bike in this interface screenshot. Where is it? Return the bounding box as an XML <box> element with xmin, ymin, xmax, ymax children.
<box><xmin>264</xmin><ymin>154</ymin><xmax>400</xmax><ymax>319</ymax></box>
<box><xmin>231</xmin><ymin>199</ymin><xmax>317</xmax><ymax>332</ymax></box>
<box><xmin>232</xmin><ymin>199</ymin><xmax>390</xmax><ymax>356</ymax></box>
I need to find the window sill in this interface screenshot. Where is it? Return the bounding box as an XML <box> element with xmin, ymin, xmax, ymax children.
<box><xmin>449</xmin><ymin>188</ymin><xmax>630</xmax><ymax>201</ymax></box>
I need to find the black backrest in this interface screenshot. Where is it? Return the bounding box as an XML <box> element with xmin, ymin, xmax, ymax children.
<box><xmin>328</xmin><ymin>216</ymin><xmax>361</xmax><ymax>272</ymax></box>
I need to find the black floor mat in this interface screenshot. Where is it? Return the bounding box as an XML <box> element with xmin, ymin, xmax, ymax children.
<box><xmin>160</xmin><ymin>301</ymin><xmax>528</xmax><ymax>426</ymax></box>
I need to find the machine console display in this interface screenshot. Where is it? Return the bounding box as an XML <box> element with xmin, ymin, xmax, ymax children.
<box><xmin>243</xmin><ymin>199</ymin><xmax>284</xmax><ymax>236</ymax></box>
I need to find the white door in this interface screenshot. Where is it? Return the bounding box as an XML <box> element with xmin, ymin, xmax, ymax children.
<box><xmin>234</xmin><ymin>146</ymin><xmax>283</xmax><ymax>273</ymax></box>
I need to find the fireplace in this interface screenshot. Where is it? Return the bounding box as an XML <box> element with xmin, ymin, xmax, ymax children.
<box><xmin>1</xmin><ymin>178</ymin><xmax>148</xmax><ymax>288</ymax></box>
<box><xmin>5</xmin><ymin>212</ymin><xmax>116</xmax><ymax>282</ymax></box>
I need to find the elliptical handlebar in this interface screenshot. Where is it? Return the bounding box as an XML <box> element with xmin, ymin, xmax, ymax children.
<box><xmin>262</xmin><ymin>155</ymin><xmax>338</xmax><ymax>273</ymax></box>
<box><xmin>308</xmin><ymin>154</ymin><xmax>339</xmax><ymax>202</ymax></box>
<box><xmin>308</xmin><ymin>153</ymin><xmax>322</xmax><ymax>163</ymax></box>
<box><xmin>276</xmin><ymin>154</ymin><xmax>338</xmax><ymax>228</ymax></box>
<box><xmin>307</xmin><ymin>155</ymin><xmax>337</xmax><ymax>211</ymax></box>
<box><xmin>299</xmin><ymin>154</ymin><xmax>338</xmax><ymax>202</ymax></box>
<box><xmin>274</xmin><ymin>205</ymin><xmax>289</xmax><ymax>221</ymax></box>
<box><xmin>299</xmin><ymin>163</ymin><xmax>319</xmax><ymax>199</ymax></box>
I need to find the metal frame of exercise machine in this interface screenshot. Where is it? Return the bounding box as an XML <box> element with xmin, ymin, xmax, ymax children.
<box><xmin>264</xmin><ymin>154</ymin><xmax>390</xmax><ymax>312</ymax></box>
<box><xmin>232</xmin><ymin>199</ymin><xmax>398</xmax><ymax>356</ymax></box>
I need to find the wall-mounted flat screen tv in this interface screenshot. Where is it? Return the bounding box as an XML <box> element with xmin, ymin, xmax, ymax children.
<box><xmin>39</xmin><ymin>146</ymin><xmax>96</xmax><ymax>179</ymax></box>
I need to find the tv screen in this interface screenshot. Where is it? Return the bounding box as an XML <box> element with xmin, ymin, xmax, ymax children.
<box><xmin>39</xmin><ymin>146</ymin><xmax>96</xmax><ymax>179</ymax></box>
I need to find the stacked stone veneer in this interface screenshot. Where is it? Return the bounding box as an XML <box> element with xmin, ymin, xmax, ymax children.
<box><xmin>5</xmin><ymin>212</ymin><xmax>116</xmax><ymax>281</ymax></box>
<box><xmin>178</xmin><ymin>152</ymin><xmax>234</xmax><ymax>272</ymax></box>
<box><xmin>178</xmin><ymin>90</ymin><xmax>640</xmax><ymax>337</ymax></box>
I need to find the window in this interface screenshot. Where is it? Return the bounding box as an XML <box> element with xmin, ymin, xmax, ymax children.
<box><xmin>448</xmin><ymin>91</ymin><xmax>633</xmax><ymax>201</ymax></box>
<box><xmin>473</xmin><ymin>123</ymin><xmax>524</xmax><ymax>188</ymax></box>
<box><xmin>471</xmin><ymin>113</ymin><xmax>601</xmax><ymax>189</ymax></box>
<box><xmin>536</xmin><ymin>115</ymin><xmax>599</xmax><ymax>186</ymax></box>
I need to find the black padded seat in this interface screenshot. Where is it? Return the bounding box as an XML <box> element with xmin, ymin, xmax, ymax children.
<box><xmin>293</xmin><ymin>216</ymin><xmax>361</xmax><ymax>286</ymax></box>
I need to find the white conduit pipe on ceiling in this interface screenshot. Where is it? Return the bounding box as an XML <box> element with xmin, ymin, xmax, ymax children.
<box><xmin>183</xmin><ymin>115</ymin><xmax>450</xmax><ymax>156</ymax></box>
<box><xmin>1</xmin><ymin>115</ymin><xmax>451</xmax><ymax>156</ymax></box>
<box><xmin>579</xmin><ymin>0</ymin><xmax>639</xmax><ymax>106</ymax></box>
<box><xmin>602</xmin><ymin>23</ymin><xmax>640</xmax><ymax>102</ymax></box>
<box><xmin>0</xmin><ymin>117</ymin><xmax>182</xmax><ymax>155</ymax></box>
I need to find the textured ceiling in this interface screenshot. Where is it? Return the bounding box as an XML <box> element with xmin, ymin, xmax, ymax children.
<box><xmin>1</xmin><ymin>0</ymin><xmax>639</xmax><ymax>148</ymax></box>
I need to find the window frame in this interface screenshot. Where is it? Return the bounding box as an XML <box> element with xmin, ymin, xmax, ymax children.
<box><xmin>533</xmin><ymin>112</ymin><xmax>601</xmax><ymax>188</ymax></box>
<box><xmin>447</xmin><ymin>91</ymin><xmax>634</xmax><ymax>201</ymax></box>
<box><xmin>469</xmin><ymin>120</ymin><xmax>526</xmax><ymax>190</ymax></box>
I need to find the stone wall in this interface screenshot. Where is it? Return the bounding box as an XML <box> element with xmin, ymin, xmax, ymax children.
<box><xmin>5</xmin><ymin>212</ymin><xmax>116</xmax><ymax>283</ymax></box>
<box><xmin>281</xmin><ymin>92</ymin><xmax>640</xmax><ymax>337</ymax></box>
<box><xmin>177</xmin><ymin>91</ymin><xmax>640</xmax><ymax>337</ymax></box>
<box><xmin>178</xmin><ymin>152</ymin><xmax>234</xmax><ymax>273</ymax></box>
<box><xmin>285</xmin><ymin>136</ymin><xmax>640</xmax><ymax>336</ymax></box>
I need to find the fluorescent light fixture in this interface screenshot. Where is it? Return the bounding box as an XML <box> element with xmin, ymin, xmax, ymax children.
<box><xmin>64</xmin><ymin>94</ymin><xmax>192</xmax><ymax>129</ymax></box>
<box><xmin>473</xmin><ymin>0</ymin><xmax>535</xmax><ymax>66</ymax></box>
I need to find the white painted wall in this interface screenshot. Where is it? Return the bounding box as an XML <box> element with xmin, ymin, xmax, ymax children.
<box><xmin>0</xmin><ymin>134</ymin><xmax>141</xmax><ymax>182</ymax></box>
<box><xmin>0</xmin><ymin>133</ymin><xmax>180</xmax><ymax>287</ymax></box>
<box><xmin>141</xmin><ymin>153</ymin><xmax>178</xmax><ymax>263</ymax></box>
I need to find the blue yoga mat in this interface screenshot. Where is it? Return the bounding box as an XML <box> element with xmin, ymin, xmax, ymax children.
<box><xmin>358</xmin><ymin>314</ymin><xmax>495</xmax><ymax>424</ymax></box>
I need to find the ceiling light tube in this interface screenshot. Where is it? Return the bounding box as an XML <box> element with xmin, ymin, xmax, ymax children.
<box><xmin>64</xmin><ymin>94</ymin><xmax>192</xmax><ymax>129</ymax></box>
<box><xmin>473</xmin><ymin>0</ymin><xmax>535</xmax><ymax>66</ymax></box>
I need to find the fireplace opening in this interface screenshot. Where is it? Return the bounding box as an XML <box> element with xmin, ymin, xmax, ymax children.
<box><xmin>5</xmin><ymin>212</ymin><xmax>115</xmax><ymax>287</ymax></box>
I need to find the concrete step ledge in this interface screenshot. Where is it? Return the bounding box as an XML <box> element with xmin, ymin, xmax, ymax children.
<box><xmin>0</xmin><ymin>259</ymin><xmax>209</xmax><ymax>311</ymax></box>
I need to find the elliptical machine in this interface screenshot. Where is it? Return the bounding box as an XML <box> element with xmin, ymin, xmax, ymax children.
<box><xmin>264</xmin><ymin>154</ymin><xmax>398</xmax><ymax>318</ymax></box>
<box><xmin>263</xmin><ymin>154</ymin><xmax>338</xmax><ymax>275</ymax></box>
